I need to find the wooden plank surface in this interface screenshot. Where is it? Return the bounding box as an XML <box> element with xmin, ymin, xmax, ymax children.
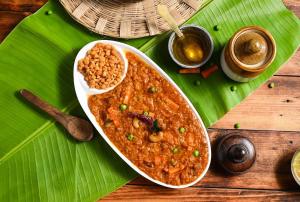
<box><xmin>284</xmin><ymin>0</ymin><xmax>300</xmax><ymax>17</ymax></box>
<box><xmin>102</xmin><ymin>186</ymin><xmax>300</xmax><ymax>201</ymax></box>
<box><xmin>277</xmin><ymin>51</ymin><xmax>300</xmax><ymax>77</ymax></box>
<box><xmin>0</xmin><ymin>0</ymin><xmax>46</xmax><ymax>42</ymax></box>
<box><xmin>129</xmin><ymin>129</ymin><xmax>300</xmax><ymax>190</ymax></box>
<box><xmin>0</xmin><ymin>0</ymin><xmax>299</xmax><ymax>201</ymax></box>
<box><xmin>0</xmin><ymin>11</ymin><xmax>30</xmax><ymax>41</ymax></box>
<box><xmin>0</xmin><ymin>0</ymin><xmax>46</xmax><ymax>12</ymax></box>
<box><xmin>212</xmin><ymin>76</ymin><xmax>300</xmax><ymax>131</ymax></box>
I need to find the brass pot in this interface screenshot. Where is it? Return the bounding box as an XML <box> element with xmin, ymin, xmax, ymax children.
<box><xmin>221</xmin><ymin>26</ymin><xmax>276</xmax><ymax>82</ymax></box>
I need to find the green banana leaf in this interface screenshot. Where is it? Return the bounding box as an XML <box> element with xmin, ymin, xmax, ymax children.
<box><xmin>0</xmin><ymin>0</ymin><xmax>299</xmax><ymax>201</ymax></box>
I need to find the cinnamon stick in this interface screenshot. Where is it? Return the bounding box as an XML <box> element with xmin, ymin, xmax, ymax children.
<box><xmin>178</xmin><ymin>68</ymin><xmax>201</xmax><ymax>74</ymax></box>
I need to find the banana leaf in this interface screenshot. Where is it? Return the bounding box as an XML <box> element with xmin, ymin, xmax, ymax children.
<box><xmin>0</xmin><ymin>0</ymin><xmax>299</xmax><ymax>201</ymax></box>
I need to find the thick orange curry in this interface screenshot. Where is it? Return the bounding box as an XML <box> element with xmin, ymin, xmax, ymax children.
<box><xmin>88</xmin><ymin>52</ymin><xmax>209</xmax><ymax>185</ymax></box>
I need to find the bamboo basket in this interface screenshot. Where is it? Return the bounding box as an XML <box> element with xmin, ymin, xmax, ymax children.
<box><xmin>59</xmin><ymin>0</ymin><xmax>203</xmax><ymax>39</ymax></box>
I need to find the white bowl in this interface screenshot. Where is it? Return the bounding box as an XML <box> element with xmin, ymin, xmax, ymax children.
<box><xmin>73</xmin><ymin>40</ymin><xmax>211</xmax><ymax>188</ymax></box>
<box><xmin>74</xmin><ymin>41</ymin><xmax>128</xmax><ymax>95</ymax></box>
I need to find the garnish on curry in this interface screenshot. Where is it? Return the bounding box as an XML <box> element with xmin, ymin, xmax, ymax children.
<box><xmin>88</xmin><ymin>52</ymin><xmax>209</xmax><ymax>185</ymax></box>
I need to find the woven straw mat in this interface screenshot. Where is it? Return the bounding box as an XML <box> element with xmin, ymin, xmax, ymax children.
<box><xmin>59</xmin><ymin>0</ymin><xmax>203</xmax><ymax>39</ymax></box>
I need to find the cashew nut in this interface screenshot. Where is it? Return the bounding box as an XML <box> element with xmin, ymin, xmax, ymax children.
<box><xmin>132</xmin><ymin>117</ymin><xmax>140</xmax><ymax>128</ymax></box>
<box><xmin>149</xmin><ymin>131</ymin><xmax>163</xmax><ymax>143</ymax></box>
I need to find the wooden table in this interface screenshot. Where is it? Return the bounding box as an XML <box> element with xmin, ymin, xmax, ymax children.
<box><xmin>1</xmin><ymin>0</ymin><xmax>299</xmax><ymax>201</ymax></box>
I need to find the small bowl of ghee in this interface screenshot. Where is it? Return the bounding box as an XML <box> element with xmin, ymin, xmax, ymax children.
<box><xmin>291</xmin><ymin>149</ymin><xmax>300</xmax><ymax>186</ymax></box>
<box><xmin>168</xmin><ymin>25</ymin><xmax>214</xmax><ymax>68</ymax></box>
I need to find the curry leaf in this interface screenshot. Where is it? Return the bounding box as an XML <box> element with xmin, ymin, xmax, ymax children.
<box><xmin>151</xmin><ymin>120</ymin><xmax>162</xmax><ymax>133</ymax></box>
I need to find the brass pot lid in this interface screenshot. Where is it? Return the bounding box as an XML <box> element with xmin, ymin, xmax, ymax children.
<box><xmin>229</xmin><ymin>26</ymin><xmax>276</xmax><ymax>71</ymax></box>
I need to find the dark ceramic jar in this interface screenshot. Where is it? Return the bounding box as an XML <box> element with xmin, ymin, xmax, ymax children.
<box><xmin>216</xmin><ymin>134</ymin><xmax>256</xmax><ymax>174</ymax></box>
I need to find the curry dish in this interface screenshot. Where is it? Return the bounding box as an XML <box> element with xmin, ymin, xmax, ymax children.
<box><xmin>88</xmin><ymin>52</ymin><xmax>209</xmax><ymax>185</ymax></box>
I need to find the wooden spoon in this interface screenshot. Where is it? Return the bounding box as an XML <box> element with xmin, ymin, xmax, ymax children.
<box><xmin>157</xmin><ymin>4</ymin><xmax>184</xmax><ymax>38</ymax></box>
<box><xmin>157</xmin><ymin>4</ymin><xmax>204</xmax><ymax>63</ymax></box>
<box><xmin>20</xmin><ymin>89</ymin><xmax>93</xmax><ymax>141</ymax></box>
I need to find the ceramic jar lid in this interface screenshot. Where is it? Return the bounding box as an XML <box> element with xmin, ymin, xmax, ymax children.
<box><xmin>216</xmin><ymin>134</ymin><xmax>256</xmax><ymax>174</ymax></box>
<box><xmin>229</xmin><ymin>26</ymin><xmax>276</xmax><ymax>71</ymax></box>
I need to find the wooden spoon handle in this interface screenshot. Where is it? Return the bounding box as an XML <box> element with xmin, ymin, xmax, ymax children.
<box><xmin>157</xmin><ymin>5</ymin><xmax>184</xmax><ymax>38</ymax></box>
<box><xmin>20</xmin><ymin>89</ymin><xmax>67</xmax><ymax>125</ymax></box>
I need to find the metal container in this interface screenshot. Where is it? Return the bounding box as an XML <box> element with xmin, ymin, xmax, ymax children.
<box><xmin>168</xmin><ymin>25</ymin><xmax>214</xmax><ymax>68</ymax></box>
<box><xmin>221</xmin><ymin>26</ymin><xmax>276</xmax><ymax>82</ymax></box>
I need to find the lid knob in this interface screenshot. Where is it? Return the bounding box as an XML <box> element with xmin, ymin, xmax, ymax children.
<box><xmin>216</xmin><ymin>134</ymin><xmax>256</xmax><ymax>174</ymax></box>
<box><xmin>232</xmin><ymin>27</ymin><xmax>274</xmax><ymax>66</ymax></box>
<box><xmin>227</xmin><ymin>144</ymin><xmax>247</xmax><ymax>163</ymax></box>
<box><xmin>245</xmin><ymin>39</ymin><xmax>263</xmax><ymax>54</ymax></box>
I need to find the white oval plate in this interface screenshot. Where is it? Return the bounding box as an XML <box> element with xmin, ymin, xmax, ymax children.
<box><xmin>73</xmin><ymin>40</ymin><xmax>211</xmax><ymax>189</ymax></box>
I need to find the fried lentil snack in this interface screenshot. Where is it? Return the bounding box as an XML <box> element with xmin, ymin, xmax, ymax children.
<box><xmin>78</xmin><ymin>43</ymin><xmax>124</xmax><ymax>89</ymax></box>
